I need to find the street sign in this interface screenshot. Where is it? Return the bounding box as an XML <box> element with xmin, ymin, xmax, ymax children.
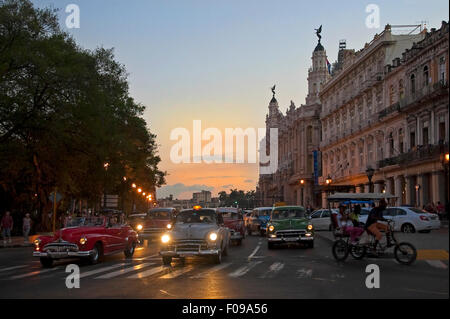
<box><xmin>49</xmin><ymin>192</ymin><xmax>62</xmax><ymax>203</ymax></box>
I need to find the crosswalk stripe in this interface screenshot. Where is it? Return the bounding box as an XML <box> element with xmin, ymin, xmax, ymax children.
<box><xmin>190</xmin><ymin>262</ymin><xmax>232</xmax><ymax>279</ymax></box>
<box><xmin>260</xmin><ymin>262</ymin><xmax>284</xmax><ymax>279</ymax></box>
<box><xmin>159</xmin><ymin>266</ymin><xmax>194</xmax><ymax>279</ymax></box>
<box><xmin>425</xmin><ymin>260</ymin><xmax>448</xmax><ymax>269</ymax></box>
<box><xmin>9</xmin><ymin>267</ymin><xmax>59</xmax><ymax>280</ymax></box>
<box><xmin>229</xmin><ymin>261</ymin><xmax>262</xmax><ymax>278</ymax></box>
<box><xmin>133</xmin><ymin>254</ymin><xmax>159</xmax><ymax>261</ymax></box>
<box><xmin>0</xmin><ymin>265</ymin><xmax>27</xmax><ymax>273</ymax></box>
<box><xmin>296</xmin><ymin>268</ymin><xmax>313</xmax><ymax>279</ymax></box>
<box><xmin>127</xmin><ymin>266</ymin><xmax>166</xmax><ymax>279</ymax></box>
<box><xmin>80</xmin><ymin>263</ymin><xmax>126</xmax><ymax>279</ymax></box>
<box><xmin>95</xmin><ymin>263</ymin><xmax>154</xmax><ymax>279</ymax></box>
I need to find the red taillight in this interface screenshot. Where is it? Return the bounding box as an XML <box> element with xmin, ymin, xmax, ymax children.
<box><xmin>420</xmin><ymin>215</ymin><xmax>429</xmax><ymax>221</ymax></box>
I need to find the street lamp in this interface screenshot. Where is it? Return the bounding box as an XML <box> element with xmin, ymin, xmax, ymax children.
<box><xmin>365</xmin><ymin>166</ymin><xmax>375</xmax><ymax>193</ymax></box>
<box><xmin>325</xmin><ymin>175</ymin><xmax>332</xmax><ymax>185</ymax></box>
<box><xmin>103</xmin><ymin>162</ymin><xmax>110</xmax><ymax>209</ymax></box>
<box><xmin>300</xmin><ymin>179</ymin><xmax>305</xmax><ymax>185</ymax></box>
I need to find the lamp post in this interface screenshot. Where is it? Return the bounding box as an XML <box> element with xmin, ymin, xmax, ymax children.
<box><xmin>441</xmin><ymin>152</ymin><xmax>449</xmax><ymax>207</ymax></box>
<box><xmin>103</xmin><ymin>162</ymin><xmax>110</xmax><ymax>209</ymax></box>
<box><xmin>365</xmin><ymin>166</ymin><xmax>375</xmax><ymax>193</ymax></box>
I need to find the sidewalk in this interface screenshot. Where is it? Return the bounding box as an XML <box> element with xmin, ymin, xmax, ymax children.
<box><xmin>0</xmin><ymin>235</ymin><xmax>40</xmax><ymax>249</ymax></box>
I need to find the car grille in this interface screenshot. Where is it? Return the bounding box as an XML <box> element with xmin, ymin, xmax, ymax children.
<box><xmin>275</xmin><ymin>230</ymin><xmax>306</xmax><ymax>238</ymax></box>
<box><xmin>143</xmin><ymin>227</ymin><xmax>164</xmax><ymax>234</ymax></box>
<box><xmin>169</xmin><ymin>239</ymin><xmax>208</xmax><ymax>251</ymax></box>
<box><xmin>44</xmin><ymin>242</ymin><xmax>79</xmax><ymax>252</ymax></box>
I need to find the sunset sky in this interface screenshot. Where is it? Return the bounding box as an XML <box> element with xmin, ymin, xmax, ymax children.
<box><xmin>34</xmin><ymin>0</ymin><xmax>449</xmax><ymax>199</ymax></box>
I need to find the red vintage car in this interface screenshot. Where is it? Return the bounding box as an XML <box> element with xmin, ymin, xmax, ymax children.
<box><xmin>217</xmin><ymin>207</ymin><xmax>245</xmax><ymax>245</ymax></box>
<box><xmin>134</xmin><ymin>207</ymin><xmax>178</xmax><ymax>240</ymax></box>
<box><xmin>33</xmin><ymin>212</ymin><xmax>138</xmax><ymax>267</ymax></box>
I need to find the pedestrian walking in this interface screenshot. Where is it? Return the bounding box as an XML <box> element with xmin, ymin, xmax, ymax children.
<box><xmin>1</xmin><ymin>211</ymin><xmax>13</xmax><ymax>246</ymax></box>
<box><xmin>436</xmin><ymin>201</ymin><xmax>445</xmax><ymax>220</ymax></box>
<box><xmin>23</xmin><ymin>213</ymin><xmax>32</xmax><ymax>244</ymax></box>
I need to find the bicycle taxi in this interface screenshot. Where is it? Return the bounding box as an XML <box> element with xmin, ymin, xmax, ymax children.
<box><xmin>327</xmin><ymin>192</ymin><xmax>417</xmax><ymax>265</ymax></box>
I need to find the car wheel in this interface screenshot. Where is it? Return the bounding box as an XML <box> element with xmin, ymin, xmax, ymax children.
<box><xmin>236</xmin><ymin>239</ymin><xmax>242</xmax><ymax>246</ymax></box>
<box><xmin>401</xmin><ymin>223</ymin><xmax>416</xmax><ymax>233</ymax></box>
<box><xmin>89</xmin><ymin>243</ymin><xmax>102</xmax><ymax>265</ymax></box>
<box><xmin>418</xmin><ymin>230</ymin><xmax>431</xmax><ymax>233</ymax></box>
<box><xmin>307</xmin><ymin>241</ymin><xmax>314</xmax><ymax>249</ymax></box>
<box><xmin>268</xmin><ymin>242</ymin><xmax>275</xmax><ymax>249</ymax></box>
<box><xmin>162</xmin><ymin>256</ymin><xmax>172</xmax><ymax>265</ymax></box>
<box><xmin>260</xmin><ymin>229</ymin><xmax>265</xmax><ymax>237</ymax></box>
<box><xmin>124</xmin><ymin>241</ymin><xmax>136</xmax><ymax>258</ymax></box>
<box><xmin>213</xmin><ymin>250</ymin><xmax>222</xmax><ymax>264</ymax></box>
<box><xmin>40</xmin><ymin>257</ymin><xmax>53</xmax><ymax>268</ymax></box>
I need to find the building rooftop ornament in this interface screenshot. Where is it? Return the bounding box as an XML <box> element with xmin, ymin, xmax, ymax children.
<box><xmin>270</xmin><ymin>84</ymin><xmax>277</xmax><ymax>103</ymax></box>
<box><xmin>314</xmin><ymin>25</ymin><xmax>324</xmax><ymax>51</ymax></box>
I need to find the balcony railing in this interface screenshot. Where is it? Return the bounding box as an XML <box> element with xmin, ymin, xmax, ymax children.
<box><xmin>378</xmin><ymin>143</ymin><xmax>449</xmax><ymax>169</ymax></box>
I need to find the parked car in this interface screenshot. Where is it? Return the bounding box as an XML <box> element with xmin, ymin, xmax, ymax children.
<box><xmin>33</xmin><ymin>212</ymin><xmax>138</xmax><ymax>267</ymax></box>
<box><xmin>217</xmin><ymin>207</ymin><xmax>245</xmax><ymax>245</ymax></box>
<box><xmin>358</xmin><ymin>206</ymin><xmax>440</xmax><ymax>233</ymax></box>
<box><xmin>266</xmin><ymin>206</ymin><xmax>314</xmax><ymax>249</ymax></box>
<box><xmin>159</xmin><ymin>206</ymin><xmax>231</xmax><ymax>265</ymax></box>
<box><xmin>309</xmin><ymin>208</ymin><xmax>338</xmax><ymax>230</ymax></box>
<box><xmin>248</xmin><ymin>207</ymin><xmax>272</xmax><ymax>236</ymax></box>
<box><xmin>137</xmin><ymin>207</ymin><xmax>178</xmax><ymax>240</ymax></box>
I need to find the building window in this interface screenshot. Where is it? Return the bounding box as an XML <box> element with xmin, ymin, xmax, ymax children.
<box><xmin>439</xmin><ymin>119</ymin><xmax>446</xmax><ymax>143</ymax></box>
<box><xmin>439</xmin><ymin>56</ymin><xmax>446</xmax><ymax>83</ymax></box>
<box><xmin>398</xmin><ymin>128</ymin><xmax>404</xmax><ymax>154</ymax></box>
<box><xmin>307</xmin><ymin>154</ymin><xmax>313</xmax><ymax>173</ymax></box>
<box><xmin>399</xmin><ymin>79</ymin><xmax>404</xmax><ymax>99</ymax></box>
<box><xmin>410</xmin><ymin>74</ymin><xmax>416</xmax><ymax>94</ymax></box>
<box><xmin>368</xmin><ymin>142</ymin><xmax>373</xmax><ymax>163</ymax></box>
<box><xmin>307</xmin><ymin>126</ymin><xmax>313</xmax><ymax>144</ymax></box>
<box><xmin>359</xmin><ymin>147</ymin><xmax>364</xmax><ymax>167</ymax></box>
<box><xmin>423</xmin><ymin>66</ymin><xmax>429</xmax><ymax>87</ymax></box>
<box><xmin>410</xmin><ymin>131</ymin><xmax>416</xmax><ymax>149</ymax></box>
<box><xmin>389</xmin><ymin>85</ymin><xmax>395</xmax><ymax>105</ymax></box>
<box><xmin>422</xmin><ymin>126</ymin><xmax>429</xmax><ymax>145</ymax></box>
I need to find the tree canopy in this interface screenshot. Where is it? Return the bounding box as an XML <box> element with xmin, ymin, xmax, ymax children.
<box><xmin>0</xmin><ymin>0</ymin><xmax>166</xmax><ymax>230</ymax></box>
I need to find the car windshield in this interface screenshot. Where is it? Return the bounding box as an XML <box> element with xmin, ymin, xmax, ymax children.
<box><xmin>65</xmin><ymin>217</ymin><xmax>104</xmax><ymax>227</ymax></box>
<box><xmin>176</xmin><ymin>210</ymin><xmax>216</xmax><ymax>224</ymax></box>
<box><xmin>272</xmin><ymin>209</ymin><xmax>306</xmax><ymax>219</ymax></box>
<box><xmin>128</xmin><ymin>216</ymin><xmax>145</xmax><ymax>223</ymax></box>
<box><xmin>148</xmin><ymin>210</ymin><xmax>171</xmax><ymax>219</ymax></box>
<box><xmin>254</xmin><ymin>209</ymin><xmax>271</xmax><ymax>216</ymax></box>
<box><xmin>409</xmin><ymin>208</ymin><xmax>429</xmax><ymax>214</ymax></box>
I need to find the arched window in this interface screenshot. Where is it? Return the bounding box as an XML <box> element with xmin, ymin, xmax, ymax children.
<box><xmin>423</xmin><ymin>66</ymin><xmax>429</xmax><ymax>87</ymax></box>
<box><xmin>410</xmin><ymin>74</ymin><xmax>416</xmax><ymax>94</ymax></box>
<box><xmin>306</xmin><ymin>126</ymin><xmax>313</xmax><ymax>144</ymax></box>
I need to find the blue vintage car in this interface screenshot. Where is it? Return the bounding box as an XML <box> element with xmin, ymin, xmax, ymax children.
<box><xmin>248</xmin><ymin>207</ymin><xmax>273</xmax><ymax>236</ymax></box>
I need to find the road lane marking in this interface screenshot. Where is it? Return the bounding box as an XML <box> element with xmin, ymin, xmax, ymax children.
<box><xmin>80</xmin><ymin>263</ymin><xmax>126</xmax><ymax>278</ymax></box>
<box><xmin>9</xmin><ymin>267</ymin><xmax>59</xmax><ymax>280</ymax></box>
<box><xmin>159</xmin><ymin>266</ymin><xmax>194</xmax><ymax>279</ymax></box>
<box><xmin>229</xmin><ymin>261</ymin><xmax>262</xmax><ymax>278</ymax></box>
<box><xmin>190</xmin><ymin>262</ymin><xmax>232</xmax><ymax>279</ymax></box>
<box><xmin>417</xmin><ymin>250</ymin><xmax>449</xmax><ymax>260</ymax></box>
<box><xmin>260</xmin><ymin>262</ymin><xmax>284</xmax><ymax>278</ymax></box>
<box><xmin>296</xmin><ymin>268</ymin><xmax>313</xmax><ymax>279</ymax></box>
<box><xmin>0</xmin><ymin>265</ymin><xmax>27</xmax><ymax>273</ymax></box>
<box><xmin>127</xmin><ymin>266</ymin><xmax>166</xmax><ymax>279</ymax></box>
<box><xmin>95</xmin><ymin>263</ymin><xmax>154</xmax><ymax>279</ymax></box>
<box><xmin>425</xmin><ymin>260</ymin><xmax>448</xmax><ymax>269</ymax></box>
<box><xmin>248</xmin><ymin>244</ymin><xmax>261</xmax><ymax>260</ymax></box>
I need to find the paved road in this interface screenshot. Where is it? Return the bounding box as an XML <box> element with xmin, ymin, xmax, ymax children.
<box><xmin>0</xmin><ymin>229</ymin><xmax>448</xmax><ymax>299</ymax></box>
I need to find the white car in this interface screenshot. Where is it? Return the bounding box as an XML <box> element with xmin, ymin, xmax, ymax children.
<box><xmin>359</xmin><ymin>206</ymin><xmax>440</xmax><ymax>233</ymax></box>
<box><xmin>310</xmin><ymin>209</ymin><xmax>338</xmax><ymax>231</ymax></box>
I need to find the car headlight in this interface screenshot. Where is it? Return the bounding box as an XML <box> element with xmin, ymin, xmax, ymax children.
<box><xmin>307</xmin><ymin>224</ymin><xmax>313</xmax><ymax>231</ymax></box>
<box><xmin>209</xmin><ymin>232</ymin><xmax>218</xmax><ymax>241</ymax></box>
<box><xmin>34</xmin><ymin>238</ymin><xmax>41</xmax><ymax>246</ymax></box>
<box><xmin>136</xmin><ymin>224</ymin><xmax>143</xmax><ymax>231</ymax></box>
<box><xmin>161</xmin><ymin>234</ymin><xmax>171</xmax><ymax>243</ymax></box>
<box><xmin>80</xmin><ymin>237</ymin><xmax>87</xmax><ymax>245</ymax></box>
<box><xmin>268</xmin><ymin>225</ymin><xmax>275</xmax><ymax>232</ymax></box>
<box><xmin>166</xmin><ymin>223</ymin><xmax>172</xmax><ymax>229</ymax></box>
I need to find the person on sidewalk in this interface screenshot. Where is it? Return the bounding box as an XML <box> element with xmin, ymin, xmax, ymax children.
<box><xmin>22</xmin><ymin>213</ymin><xmax>32</xmax><ymax>244</ymax></box>
<box><xmin>1</xmin><ymin>211</ymin><xmax>13</xmax><ymax>246</ymax></box>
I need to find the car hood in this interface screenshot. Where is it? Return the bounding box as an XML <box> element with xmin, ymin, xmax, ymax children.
<box><xmin>171</xmin><ymin>223</ymin><xmax>218</xmax><ymax>240</ymax></box>
<box><xmin>270</xmin><ymin>218</ymin><xmax>309</xmax><ymax>230</ymax></box>
<box><xmin>51</xmin><ymin>227</ymin><xmax>104</xmax><ymax>243</ymax></box>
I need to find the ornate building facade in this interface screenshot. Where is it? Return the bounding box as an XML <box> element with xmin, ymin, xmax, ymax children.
<box><xmin>319</xmin><ymin>22</ymin><xmax>449</xmax><ymax>208</ymax></box>
<box><xmin>258</xmin><ymin>38</ymin><xmax>330</xmax><ymax>207</ymax></box>
<box><xmin>258</xmin><ymin>22</ymin><xmax>449</xmax><ymax>209</ymax></box>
